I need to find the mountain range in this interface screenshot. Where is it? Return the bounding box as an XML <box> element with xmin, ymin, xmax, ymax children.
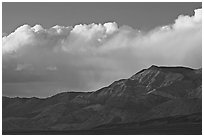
<box><xmin>2</xmin><ymin>65</ymin><xmax>202</xmax><ymax>135</ymax></box>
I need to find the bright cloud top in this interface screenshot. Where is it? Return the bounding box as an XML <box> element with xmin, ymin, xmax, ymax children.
<box><xmin>2</xmin><ymin>8</ymin><xmax>202</xmax><ymax>97</ymax></box>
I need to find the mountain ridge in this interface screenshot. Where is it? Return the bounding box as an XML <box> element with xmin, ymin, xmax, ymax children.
<box><xmin>3</xmin><ymin>65</ymin><xmax>201</xmax><ymax>99</ymax></box>
<box><xmin>2</xmin><ymin>65</ymin><xmax>202</xmax><ymax>134</ymax></box>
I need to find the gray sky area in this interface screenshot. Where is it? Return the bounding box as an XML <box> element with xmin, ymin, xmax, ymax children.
<box><xmin>2</xmin><ymin>2</ymin><xmax>202</xmax><ymax>97</ymax></box>
<box><xmin>3</xmin><ymin>2</ymin><xmax>201</xmax><ymax>34</ymax></box>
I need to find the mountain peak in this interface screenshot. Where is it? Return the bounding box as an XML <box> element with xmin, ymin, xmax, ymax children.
<box><xmin>147</xmin><ymin>65</ymin><xmax>195</xmax><ymax>74</ymax></box>
<box><xmin>148</xmin><ymin>65</ymin><xmax>160</xmax><ymax>70</ymax></box>
<box><xmin>149</xmin><ymin>65</ymin><xmax>159</xmax><ymax>69</ymax></box>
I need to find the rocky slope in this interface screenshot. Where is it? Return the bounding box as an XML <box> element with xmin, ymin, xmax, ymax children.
<box><xmin>2</xmin><ymin>65</ymin><xmax>202</xmax><ymax>134</ymax></box>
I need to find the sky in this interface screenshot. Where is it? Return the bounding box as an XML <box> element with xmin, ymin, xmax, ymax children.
<box><xmin>3</xmin><ymin>2</ymin><xmax>201</xmax><ymax>34</ymax></box>
<box><xmin>2</xmin><ymin>2</ymin><xmax>202</xmax><ymax>97</ymax></box>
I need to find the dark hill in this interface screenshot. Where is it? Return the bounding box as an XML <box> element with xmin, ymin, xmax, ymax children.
<box><xmin>2</xmin><ymin>65</ymin><xmax>202</xmax><ymax>135</ymax></box>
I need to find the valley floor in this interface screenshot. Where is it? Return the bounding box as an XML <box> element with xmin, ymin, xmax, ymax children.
<box><xmin>3</xmin><ymin>122</ymin><xmax>201</xmax><ymax>135</ymax></box>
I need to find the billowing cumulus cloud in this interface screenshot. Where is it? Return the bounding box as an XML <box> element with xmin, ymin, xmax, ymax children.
<box><xmin>2</xmin><ymin>9</ymin><xmax>202</xmax><ymax>97</ymax></box>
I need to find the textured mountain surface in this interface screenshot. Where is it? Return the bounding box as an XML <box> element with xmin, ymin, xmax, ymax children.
<box><xmin>2</xmin><ymin>65</ymin><xmax>202</xmax><ymax>134</ymax></box>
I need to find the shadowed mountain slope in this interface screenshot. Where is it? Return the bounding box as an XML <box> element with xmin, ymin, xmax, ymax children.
<box><xmin>2</xmin><ymin>65</ymin><xmax>202</xmax><ymax>134</ymax></box>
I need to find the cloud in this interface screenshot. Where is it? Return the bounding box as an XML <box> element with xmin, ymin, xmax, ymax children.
<box><xmin>46</xmin><ymin>66</ymin><xmax>57</xmax><ymax>71</ymax></box>
<box><xmin>15</xmin><ymin>63</ymin><xmax>32</xmax><ymax>71</ymax></box>
<box><xmin>2</xmin><ymin>9</ymin><xmax>202</xmax><ymax>97</ymax></box>
<box><xmin>31</xmin><ymin>24</ymin><xmax>45</xmax><ymax>32</ymax></box>
<box><xmin>173</xmin><ymin>8</ymin><xmax>202</xmax><ymax>29</ymax></box>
